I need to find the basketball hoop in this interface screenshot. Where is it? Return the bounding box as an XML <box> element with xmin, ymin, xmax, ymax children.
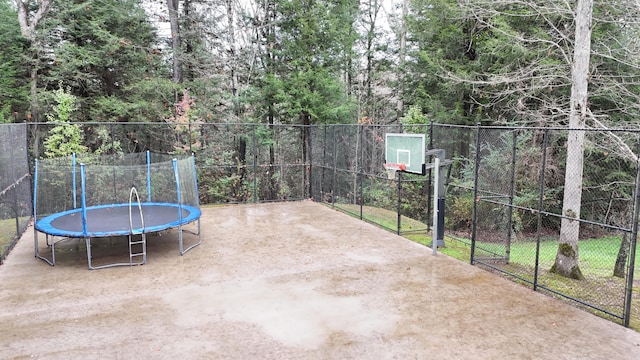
<box><xmin>383</xmin><ymin>163</ymin><xmax>407</xmax><ymax>180</ymax></box>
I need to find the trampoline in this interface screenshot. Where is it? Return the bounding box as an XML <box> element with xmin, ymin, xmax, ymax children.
<box><xmin>33</xmin><ymin>151</ymin><xmax>202</xmax><ymax>269</ymax></box>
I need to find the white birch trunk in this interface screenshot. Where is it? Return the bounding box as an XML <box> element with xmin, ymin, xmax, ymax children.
<box><xmin>16</xmin><ymin>0</ymin><xmax>54</xmax><ymax>116</ymax></box>
<box><xmin>553</xmin><ymin>0</ymin><xmax>593</xmax><ymax>279</ymax></box>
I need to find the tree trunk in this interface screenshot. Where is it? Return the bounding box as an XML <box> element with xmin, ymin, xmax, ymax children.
<box><xmin>167</xmin><ymin>0</ymin><xmax>182</xmax><ymax>84</ymax></box>
<box><xmin>15</xmin><ymin>0</ymin><xmax>53</xmax><ymax>123</ymax></box>
<box><xmin>552</xmin><ymin>0</ymin><xmax>593</xmax><ymax>280</ymax></box>
<box><xmin>397</xmin><ymin>0</ymin><xmax>408</xmax><ymax>119</ymax></box>
<box><xmin>613</xmin><ymin>232</ymin><xmax>630</xmax><ymax>278</ymax></box>
<box><xmin>226</xmin><ymin>0</ymin><xmax>239</xmax><ymax>109</ymax></box>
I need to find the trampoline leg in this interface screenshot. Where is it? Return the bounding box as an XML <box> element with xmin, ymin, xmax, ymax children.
<box><xmin>179</xmin><ymin>226</ymin><xmax>183</xmax><ymax>255</ymax></box>
<box><xmin>34</xmin><ymin>230</ymin><xmax>55</xmax><ymax>266</ymax></box>
<box><xmin>179</xmin><ymin>218</ymin><xmax>202</xmax><ymax>255</ymax></box>
<box><xmin>85</xmin><ymin>237</ymin><xmax>94</xmax><ymax>270</ymax></box>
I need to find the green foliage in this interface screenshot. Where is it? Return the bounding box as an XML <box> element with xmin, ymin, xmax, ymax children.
<box><xmin>446</xmin><ymin>194</ymin><xmax>474</xmax><ymax>230</ymax></box>
<box><xmin>405</xmin><ymin>0</ymin><xmax>574</xmax><ymax>126</ymax></box>
<box><xmin>406</xmin><ymin>0</ymin><xmax>481</xmax><ymax>125</ymax></box>
<box><xmin>400</xmin><ymin>105</ymin><xmax>428</xmax><ymax>125</ymax></box>
<box><xmin>38</xmin><ymin>0</ymin><xmax>170</xmax><ymax>123</ymax></box>
<box><xmin>198</xmin><ymin>150</ymin><xmax>252</xmax><ymax>204</ymax></box>
<box><xmin>0</xmin><ymin>0</ymin><xmax>29</xmax><ymax>123</ymax></box>
<box><xmin>254</xmin><ymin>0</ymin><xmax>358</xmax><ymax>125</ymax></box>
<box><xmin>43</xmin><ymin>85</ymin><xmax>86</xmax><ymax>158</ymax></box>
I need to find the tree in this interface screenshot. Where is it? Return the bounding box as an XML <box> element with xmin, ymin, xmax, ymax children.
<box><xmin>265</xmin><ymin>0</ymin><xmax>357</xmax><ymax>126</ymax></box>
<box><xmin>396</xmin><ymin>0</ymin><xmax>408</xmax><ymax>118</ymax></box>
<box><xmin>551</xmin><ymin>0</ymin><xmax>593</xmax><ymax>280</ymax></box>
<box><xmin>405</xmin><ymin>0</ymin><xmax>484</xmax><ymax>125</ymax></box>
<box><xmin>42</xmin><ymin>84</ymin><xmax>86</xmax><ymax>158</ymax></box>
<box><xmin>15</xmin><ymin>0</ymin><xmax>54</xmax><ymax>122</ymax></box>
<box><xmin>166</xmin><ymin>0</ymin><xmax>182</xmax><ymax>84</ymax></box>
<box><xmin>358</xmin><ymin>0</ymin><xmax>396</xmax><ymax>123</ymax></box>
<box><xmin>38</xmin><ymin>0</ymin><xmax>171</xmax><ymax>124</ymax></box>
<box><xmin>408</xmin><ymin>0</ymin><xmax>640</xmax><ymax>279</ymax></box>
<box><xmin>0</xmin><ymin>0</ymin><xmax>29</xmax><ymax>123</ymax></box>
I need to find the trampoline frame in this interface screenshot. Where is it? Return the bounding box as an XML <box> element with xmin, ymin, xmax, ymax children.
<box><xmin>33</xmin><ymin>152</ymin><xmax>202</xmax><ymax>269</ymax></box>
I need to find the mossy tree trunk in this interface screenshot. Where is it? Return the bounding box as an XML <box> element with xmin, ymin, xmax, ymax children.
<box><xmin>552</xmin><ymin>0</ymin><xmax>593</xmax><ymax>280</ymax></box>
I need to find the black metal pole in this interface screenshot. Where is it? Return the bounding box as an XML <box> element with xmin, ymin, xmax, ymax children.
<box><xmin>359</xmin><ymin>124</ymin><xmax>363</xmax><ymax>220</ymax></box>
<box><xmin>110</xmin><ymin>122</ymin><xmax>114</xmax><ymax>155</ymax></box>
<box><xmin>470</xmin><ymin>123</ymin><xmax>482</xmax><ymax>264</ymax></box>
<box><xmin>253</xmin><ymin>125</ymin><xmax>258</xmax><ymax>202</ymax></box>
<box><xmin>331</xmin><ymin>126</ymin><xmax>338</xmax><ymax>207</ymax></box>
<box><xmin>533</xmin><ymin>129</ymin><xmax>549</xmax><ymax>291</ymax></box>
<box><xmin>321</xmin><ymin>125</ymin><xmax>327</xmax><ymax>202</ymax></box>
<box><xmin>506</xmin><ymin>130</ymin><xmax>518</xmax><ymax>262</ymax></box>
<box><xmin>426</xmin><ymin>122</ymin><xmax>433</xmax><ymax>232</ymax></box>
<box><xmin>397</xmin><ymin>171</ymin><xmax>402</xmax><ymax>235</ymax></box>
<box><xmin>9</xmin><ymin>125</ymin><xmax>19</xmax><ymax>237</ymax></box>
<box><xmin>623</xmin><ymin>138</ymin><xmax>640</xmax><ymax>327</ymax></box>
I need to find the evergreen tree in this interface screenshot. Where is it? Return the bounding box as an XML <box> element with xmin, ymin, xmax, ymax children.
<box><xmin>0</xmin><ymin>0</ymin><xmax>29</xmax><ymax>123</ymax></box>
<box><xmin>255</xmin><ymin>0</ymin><xmax>357</xmax><ymax>126</ymax></box>
<box><xmin>38</xmin><ymin>0</ymin><xmax>172</xmax><ymax>123</ymax></box>
<box><xmin>405</xmin><ymin>0</ymin><xmax>484</xmax><ymax>125</ymax></box>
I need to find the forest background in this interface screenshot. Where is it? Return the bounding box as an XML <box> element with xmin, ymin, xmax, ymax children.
<box><xmin>3</xmin><ymin>0</ymin><xmax>640</xmax><ymax>283</ymax></box>
<box><xmin>6</xmin><ymin>0</ymin><xmax>640</xmax><ymax>129</ymax></box>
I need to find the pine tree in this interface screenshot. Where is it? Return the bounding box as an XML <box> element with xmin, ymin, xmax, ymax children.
<box><xmin>38</xmin><ymin>0</ymin><xmax>171</xmax><ymax>123</ymax></box>
<box><xmin>0</xmin><ymin>0</ymin><xmax>29</xmax><ymax>123</ymax></box>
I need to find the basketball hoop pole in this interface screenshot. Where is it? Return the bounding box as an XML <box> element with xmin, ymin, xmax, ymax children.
<box><xmin>426</xmin><ymin>149</ymin><xmax>448</xmax><ymax>249</ymax></box>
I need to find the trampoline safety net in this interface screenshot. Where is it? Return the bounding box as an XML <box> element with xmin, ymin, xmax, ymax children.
<box><xmin>34</xmin><ymin>152</ymin><xmax>199</xmax><ymax>220</ymax></box>
<box><xmin>33</xmin><ymin>151</ymin><xmax>202</xmax><ymax>269</ymax></box>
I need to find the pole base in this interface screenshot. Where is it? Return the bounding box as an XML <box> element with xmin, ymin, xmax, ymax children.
<box><xmin>429</xmin><ymin>239</ymin><xmax>446</xmax><ymax>248</ymax></box>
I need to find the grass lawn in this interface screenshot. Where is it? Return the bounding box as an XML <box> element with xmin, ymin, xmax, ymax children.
<box><xmin>328</xmin><ymin>202</ymin><xmax>640</xmax><ymax>331</ymax></box>
<box><xmin>0</xmin><ymin>217</ymin><xmax>31</xmax><ymax>260</ymax></box>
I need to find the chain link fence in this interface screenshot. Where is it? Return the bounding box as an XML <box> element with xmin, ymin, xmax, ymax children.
<box><xmin>311</xmin><ymin>123</ymin><xmax>639</xmax><ymax>328</ymax></box>
<box><xmin>0</xmin><ymin>124</ymin><xmax>31</xmax><ymax>264</ymax></box>
<box><xmin>467</xmin><ymin>126</ymin><xmax>640</xmax><ymax>326</ymax></box>
<box><xmin>27</xmin><ymin>122</ymin><xmax>309</xmax><ymax>206</ymax></box>
<box><xmin>2</xmin><ymin>121</ymin><xmax>639</xmax><ymax>328</ymax></box>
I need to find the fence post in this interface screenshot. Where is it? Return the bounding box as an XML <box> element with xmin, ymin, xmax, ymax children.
<box><xmin>505</xmin><ymin>130</ymin><xmax>519</xmax><ymax>262</ymax></box>
<box><xmin>332</xmin><ymin>126</ymin><xmax>338</xmax><ymax>207</ymax></box>
<box><xmin>110</xmin><ymin>122</ymin><xmax>114</xmax><ymax>155</ymax></box>
<box><xmin>319</xmin><ymin>125</ymin><xmax>327</xmax><ymax>202</ymax></box>
<box><xmin>357</xmin><ymin>124</ymin><xmax>362</xmax><ymax>219</ymax></box>
<box><xmin>397</xmin><ymin>171</ymin><xmax>402</xmax><ymax>235</ymax></box>
<box><xmin>533</xmin><ymin>128</ymin><xmax>549</xmax><ymax>291</ymax></box>
<box><xmin>470</xmin><ymin>123</ymin><xmax>482</xmax><ymax>264</ymax></box>
<box><xmin>426</xmin><ymin>122</ymin><xmax>434</xmax><ymax>233</ymax></box>
<box><xmin>623</xmin><ymin>138</ymin><xmax>640</xmax><ymax>327</ymax></box>
<box><xmin>253</xmin><ymin>124</ymin><xmax>258</xmax><ymax>202</ymax></box>
<box><xmin>9</xmin><ymin>125</ymin><xmax>19</xmax><ymax>237</ymax></box>
<box><xmin>306</xmin><ymin>125</ymin><xmax>313</xmax><ymax>199</ymax></box>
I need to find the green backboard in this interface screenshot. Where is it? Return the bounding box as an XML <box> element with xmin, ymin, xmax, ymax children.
<box><xmin>385</xmin><ymin>133</ymin><xmax>426</xmax><ymax>175</ymax></box>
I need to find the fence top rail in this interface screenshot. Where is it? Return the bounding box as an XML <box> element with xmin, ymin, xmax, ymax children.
<box><xmin>17</xmin><ymin>121</ymin><xmax>640</xmax><ymax>133</ymax></box>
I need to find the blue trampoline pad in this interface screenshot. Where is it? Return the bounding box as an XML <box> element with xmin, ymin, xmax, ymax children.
<box><xmin>35</xmin><ymin>203</ymin><xmax>201</xmax><ymax>238</ymax></box>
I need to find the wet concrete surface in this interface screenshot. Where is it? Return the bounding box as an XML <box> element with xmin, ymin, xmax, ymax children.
<box><xmin>3</xmin><ymin>200</ymin><xmax>640</xmax><ymax>359</ymax></box>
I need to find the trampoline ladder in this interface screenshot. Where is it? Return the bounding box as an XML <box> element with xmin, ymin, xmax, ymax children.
<box><xmin>128</xmin><ymin>187</ymin><xmax>146</xmax><ymax>266</ymax></box>
<box><xmin>129</xmin><ymin>233</ymin><xmax>147</xmax><ymax>265</ymax></box>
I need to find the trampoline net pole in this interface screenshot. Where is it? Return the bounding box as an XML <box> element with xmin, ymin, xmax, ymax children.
<box><xmin>146</xmin><ymin>150</ymin><xmax>151</xmax><ymax>202</ymax></box>
<box><xmin>72</xmin><ymin>153</ymin><xmax>77</xmax><ymax>209</ymax></box>
<box><xmin>80</xmin><ymin>163</ymin><xmax>88</xmax><ymax>236</ymax></box>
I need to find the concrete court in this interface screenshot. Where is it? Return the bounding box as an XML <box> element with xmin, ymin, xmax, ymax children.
<box><xmin>2</xmin><ymin>200</ymin><xmax>640</xmax><ymax>359</ymax></box>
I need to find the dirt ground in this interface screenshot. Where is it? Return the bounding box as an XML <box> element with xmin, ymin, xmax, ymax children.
<box><xmin>3</xmin><ymin>201</ymin><xmax>640</xmax><ymax>359</ymax></box>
